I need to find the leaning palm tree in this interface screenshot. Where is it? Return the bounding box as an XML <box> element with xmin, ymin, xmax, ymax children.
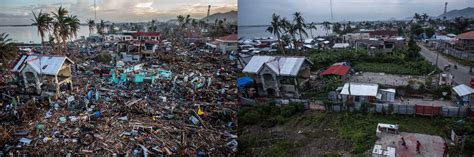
<box><xmin>87</xmin><ymin>19</ymin><xmax>95</xmax><ymax>36</ymax></box>
<box><xmin>32</xmin><ymin>10</ymin><xmax>53</xmax><ymax>48</ymax></box>
<box><xmin>0</xmin><ymin>33</ymin><xmax>17</xmax><ymax>68</ymax></box>
<box><xmin>266</xmin><ymin>13</ymin><xmax>286</xmax><ymax>55</ymax></box>
<box><xmin>307</xmin><ymin>22</ymin><xmax>318</xmax><ymax>38</ymax></box>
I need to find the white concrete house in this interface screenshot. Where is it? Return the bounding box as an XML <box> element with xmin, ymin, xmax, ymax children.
<box><xmin>12</xmin><ymin>55</ymin><xmax>74</xmax><ymax>97</ymax></box>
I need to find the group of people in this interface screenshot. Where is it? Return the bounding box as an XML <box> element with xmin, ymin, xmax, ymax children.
<box><xmin>400</xmin><ymin>137</ymin><xmax>449</xmax><ymax>156</ymax></box>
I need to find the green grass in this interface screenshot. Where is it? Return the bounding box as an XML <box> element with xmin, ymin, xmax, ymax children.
<box><xmin>262</xmin><ymin>140</ymin><xmax>296</xmax><ymax>157</ymax></box>
<box><xmin>306</xmin><ymin>46</ymin><xmax>440</xmax><ymax>75</ymax></box>
<box><xmin>239</xmin><ymin>105</ymin><xmax>474</xmax><ymax>156</ymax></box>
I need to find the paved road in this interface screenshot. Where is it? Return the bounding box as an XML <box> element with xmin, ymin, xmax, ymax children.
<box><xmin>418</xmin><ymin>44</ymin><xmax>473</xmax><ymax>85</ymax></box>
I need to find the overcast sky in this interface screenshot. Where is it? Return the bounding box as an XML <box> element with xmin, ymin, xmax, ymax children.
<box><xmin>238</xmin><ymin>0</ymin><xmax>474</xmax><ymax>26</ymax></box>
<box><xmin>0</xmin><ymin>0</ymin><xmax>237</xmax><ymax>25</ymax></box>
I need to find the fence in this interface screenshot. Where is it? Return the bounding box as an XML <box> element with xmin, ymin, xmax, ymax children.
<box><xmin>320</xmin><ymin>103</ymin><xmax>470</xmax><ymax>117</ymax></box>
<box><xmin>444</xmin><ymin>48</ymin><xmax>474</xmax><ymax>61</ymax></box>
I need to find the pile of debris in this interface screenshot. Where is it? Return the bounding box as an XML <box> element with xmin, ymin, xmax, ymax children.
<box><xmin>0</xmin><ymin>49</ymin><xmax>239</xmax><ymax>156</ymax></box>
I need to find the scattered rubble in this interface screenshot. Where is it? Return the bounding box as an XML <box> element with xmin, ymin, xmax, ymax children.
<box><xmin>0</xmin><ymin>47</ymin><xmax>239</xmax><ymax>156</ymax></box>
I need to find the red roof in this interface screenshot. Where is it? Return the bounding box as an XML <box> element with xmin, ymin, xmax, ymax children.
<box><xmin>217</xmin><ymin>34</ymin><xmax>238</xmax><ymax>41</ymax></box>
<box><xmin>132</xmin><ymin>32</ymin><xmax>160</xmax><ymax>37</ymax></box>
<box><xmin>457</xmin><ymin>31</ymin><xmax>474</xmax><ymax>40</ymax></box>
<box><xmin>320</xmin><ymin>65</ymin><xmax>350</xmax><ymax>76</ymax></box>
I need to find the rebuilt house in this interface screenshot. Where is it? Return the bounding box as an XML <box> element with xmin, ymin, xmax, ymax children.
<box><xmin>132</xmin><ymin>32</ymin><xmax>160</xmax><ymax>41</ymax></box>
<box><xmin>455</xmin><ymin>31</ymin><xmax>474</xmax><ymax>52</ymax></box>
<box><xmin>12</xmin><ymin>55</ymin><xmax>74</xmax><ymax>97</ymax></box>
<box><xmin>242</xmin><ymin>56</ymin><xmax>312</xmax><ymax>98</ymax></box>
<box><xmin>216</xmin><ymin>34</ymin><xmax>238</xmax><ymax>54</ymax></box>
<box><xmin>340</xmin><ymin>82</ymin><xmax>379</xmax><ymax>105</ymax></box>
<box><xmin>452</xmin><ymin>84</ymin><xmax>474</xmax><ymax>106</ymax></box>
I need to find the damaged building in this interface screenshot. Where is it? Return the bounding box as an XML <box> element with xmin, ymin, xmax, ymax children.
<box><xmin>242</xmin><ymin>56</ymin><xmax>312</xmax><ymax>98</ymax></box>
<box><xmin>12</xmin><ymin>55</ymin><xmax>74</xmax><ymax>97</ymax></box>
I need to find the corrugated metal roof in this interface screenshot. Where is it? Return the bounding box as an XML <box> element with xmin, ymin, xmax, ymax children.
<box><xmin>453</xmin><ymin>84</ymin><xmax>474</xmax><ymax>96</ymax></box>
<box><xmin>266</xmin><ymin>57</ymin><xmax>306</xmax><ymax>76</ymax></box>
<box><xmin>340</xmin><ymin>82</ymin><xmax>379</xmax><ymax>96</ymax></box>
<box><xmin>12</xmin><ymin>55</ymin><xmax>27</xmax><ymax>72</ymax></box>
<box><xmin>320</xmin><ymin>65</ymin><xmax>350</xmax><ymax>76</ymax></box>
<box><xmin>12</xmin><ymin>55</ymin><xmax>73</xmax><ymax>75</ymax></box>
<box><xmin>242</xmin><ymin>56</ymin><xmax>274</xmax><ymax>74</ymax></box>
<box><xmin>242</xmin><ymin>56</ymin><xmax>309</xmax><ymax>76</ymax></box>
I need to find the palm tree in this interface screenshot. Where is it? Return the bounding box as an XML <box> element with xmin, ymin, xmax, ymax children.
<box><xmin>292</xmin><ymin>12</ymin><xmax>308</xmax><ymax>41</ymax></box>
<box><xmin>0</xmin><ymin>33</ymin><xmax>17</xmax><ymax>68</ymax></box>
<box><xmin>96</xmin><ymin>20</ymin><xmax>105</xmax><ymax>39</ymax></box>
<box><xmin>52</xmin><ymin>6</ymin><xmax>69</xmax><ymax>54</ymax></box>
<box><xmin>66</xmin><ymin>15</ymin><xmax>80</xmax><ymax>39</ymax></box>
<box><xmin>322</xmin><ymin>21</ymin><xmax>331</xmax><ymax>36</ymax></box>
<box><xmin>32</xmin><ymin>11</ymin><xmax>52</xmax><ymax>49</ymax></box>
<box><xmin>421</xmin><ymin>13</ymin><xmax>429</xmax><ymax>23</ymax></box>
<box><xmin>413</xmin><ymin>13</ymin><xmax>421</xmax><ymax>23</ymax></box>
<box><xmin>307</xmin><ymin>22</ymin><xmax>318</xmax><ymax>38</ymax></box>
<box><xmin>266</xmin><ymin>13</ymin><xmax>286</xmax><ymax>55</ymax></box>
<box><xmin>87</xmin><ymin>19</ymin><xmax>95</xmax><ymax>36</ymax></box>
<box><xmin>332</xmin><ymin>22</ymin><xmax>342</xmax><ymax>35</ymax></box>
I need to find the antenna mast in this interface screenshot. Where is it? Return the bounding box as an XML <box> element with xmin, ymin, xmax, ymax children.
<box><xmin>94</xmin><ymin>0</ymin><xmax>97</xmax><ymax>21</ymax></box>
<box><xmin>207</xmin><ymin>5</ymin><xmax>211</xmax><ymax>22</ymax></box>
<box><xmin>444</xmin><ymin>2</ymin><xmax>448</xmax><ymax>14</ymax></box>
<box><xmin>330</xmin><ymin>0</ymin><xmax>334</xmax><ymax>22</ymax></box>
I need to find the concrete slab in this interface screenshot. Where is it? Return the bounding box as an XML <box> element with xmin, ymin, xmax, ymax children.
<box><xmin>374</xmin><ymin>132</ymin><xmax>446</xmax><ymax>157</ymax></box>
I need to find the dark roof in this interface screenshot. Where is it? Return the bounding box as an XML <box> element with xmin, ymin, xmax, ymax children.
<box><xmin>132</xmin><ymin>32</ymin><xmax>160</xmax><ymax>37</ymax></box>
<box><xmin>369</xmin><ymin>30</ymin><xmax>398</xmax><ymax>37</ymax></box>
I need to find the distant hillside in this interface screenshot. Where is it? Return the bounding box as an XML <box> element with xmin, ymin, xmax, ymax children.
<box><xmin>438</xmin><ymin>7</ymin><xmax>474</xmax><ymax>19</ymax></box>
<box><xmin>201</xmin><ymin>10</ymin><xmax>237</xmax><ymax>23</ymax></box>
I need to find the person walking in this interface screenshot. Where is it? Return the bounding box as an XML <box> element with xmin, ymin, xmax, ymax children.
<box><xmin>443</xmin><ymin>142</ymin><xmax>449</xmax><ymax>157</ymax></box>
<box><xmin>401</xmin><ymin>137</ymin><xmax>408</xmax><ymax>149</ymax></box>
<box><xmin>416</xmin><ymin>140</ymin><xmax>421</xmax><ymax>153</ymax></box>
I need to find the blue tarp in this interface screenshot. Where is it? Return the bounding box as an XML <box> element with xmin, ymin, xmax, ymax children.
<box><xmin>237</xmin><ymin>77</ymin><xmax>253</xmax><ymax>89</ymax></box>
<box><xmin>134</xmin><ymin>73</ymin><xmax>145</xmax><ymax>83</ymax></box>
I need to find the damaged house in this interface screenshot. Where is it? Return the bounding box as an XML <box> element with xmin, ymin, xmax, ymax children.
<box><xmin>12</xmin><ymin>55</ymin><xmax>74</xmax><ymax>97</ymax></box>
<box><xmin>242</xmin><ymin>56</ymin><xmax>312</xmax><ymax>98</ymax></box>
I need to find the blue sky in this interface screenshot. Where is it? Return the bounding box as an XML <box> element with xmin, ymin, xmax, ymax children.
<box><xmin>238</xmin><ymin>0</ymin><xmax>474</xmax><ymax>25</ymax></box>
<box><xmin>0</xmin><ymin>0</ymin><xmax>237</xmax><ymax>24</ymax></box>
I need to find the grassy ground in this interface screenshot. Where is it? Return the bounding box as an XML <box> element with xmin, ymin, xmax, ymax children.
<box><xmin>238</xmin><ymin>107</ymin><xmax>474</xmax><ymax>156</ymax></box>
<box><xmin>306</xmin><ymin>47</ymin><xmax>440</xmax><ymax>76</ymax></box>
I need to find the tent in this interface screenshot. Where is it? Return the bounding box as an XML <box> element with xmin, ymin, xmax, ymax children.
<box><xmin>237</xmin><ymin>77</ymin><xmax>254</xmax><ymax>90</ymax></box>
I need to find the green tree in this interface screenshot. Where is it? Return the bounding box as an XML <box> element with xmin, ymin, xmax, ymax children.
<box><xmin>424</xmin><ymin>27</ymin><xmax>435</xmax><ymax>38</ymax></box>
<box><xmin>0</xmin><ymin>33</ymin><xmax>17</xmax><ymax>68</ymax></box>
